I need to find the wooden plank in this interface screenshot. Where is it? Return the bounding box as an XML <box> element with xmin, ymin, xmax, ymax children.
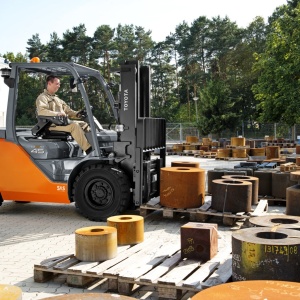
<box><xmin>250</xmin><ymin>199</ymin><xmax>268</xmax><ymax>217</ymax></box>
<box><xmin>182</xmin><ymin>261</ymin><xmax>219</xmax><ymax>288</ymax></box>
<box><xmin>139</xmin><ymin>252</ymin><xmax>182</xmax><ymax>283</ymax></box>
<box><xmin>158</xmin><ymin>259</ymin><xmax>200</xmax><ymax>286</ymax></box>
<box><xmin>199</xmin><ymin>200</ymin><xmax>211</xmax><ymax>212</ymax></box>
<box><xmin>87</xmin><ymin>241</ymin><xmax>151</xmax><ymax>275</ymax></box>
<box><xmin>53</xmin><ymin>257</ymin><xmax>80</xmax><ymax>271</ymax></box>
<box><xmin>34</xmin><ymin>254</ymin><xmax>74</xmax><ymax>269</ymax></box>
<box><xmin>119</xmin><ymin>241</ymin><xmax>180</xmax><ymax>281</ymax></box>
<box><xmin>201</xmin><ymin>257</ymin><xmax>232</xmax><ymax>289</ymax></box>
<box><xmin>67</xmin><ymin>261</ymin><xmax>99</xmax><ymax>273</ymax></box>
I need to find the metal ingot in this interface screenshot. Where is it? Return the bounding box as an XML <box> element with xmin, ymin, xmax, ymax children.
<box><xmin>249</xmin><ymin>215</ymin><xmax>300</xmax><ymax>230</ymax></box>
<box><xmin>0</xmin><ymin>284</ymin><xmax>22</xmax><ymax>300</ymax></box>
<box><xmin>253</xmin><ymin>170</ymin><xmax>274</xmax><ymax>196</ymax></box>
<box><xmin>192</xmin><ymin>280</ymin><xmax>300</xmax><ymax>299</ymax></box>
<box><xmin>75</xmin><ymin>226</ymin><xmax>117</xmax><ymax>261</ymax></box>
<box><xmin>232</xmin><ymin>227</ymin><xmax>300</xmax><ymax>281</ymax></box>
<box><xmin>107</xmin><ymin>215</ymin><xmax>144</xmax><ymax>245</ymax></box>
<box><xmin>272</xmin><ymin>171</ymin><xmax>295</xmax><ymax>198</ymax></box>
<box><xmin>211</xmin><ymin>179</ymin><xmax>252</xmax><ymax>213</ymax></box>
<box><xmin>207</xmin><ymin>170</ymin><xmax>225</xmax><ymax>194</ymax></box>
<box><xmin>181</xmin><ymin>222</ymin><xmax>218</xmax><ymax>262</ymax></box>
<box><xmin>171</xmin><ymin>161</ymin><xmax>200</xmax><ymax>168</ymax></box>
<box><xmin>286</xmin><ymin>184</ymin><xmax>300</xmax><ymax>216</ymax></box>
<box><xmin>160</xmin><ymin>167</ymin><xmax>205</xmax><ymax>208</ymax></box>
<box><xmin>222</xmin><ymin>175</ymin><xmax>259</xmax><ymax>205</ymax></box>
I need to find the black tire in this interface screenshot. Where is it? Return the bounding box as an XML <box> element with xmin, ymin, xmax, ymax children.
<box><xmin>72</xmin><ymin>164</ymin><xmax>131</xmax><ymax>221</ymax></box>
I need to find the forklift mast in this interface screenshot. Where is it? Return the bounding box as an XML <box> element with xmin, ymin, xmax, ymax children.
<box><xmin>117</xmin><ymin>61</ymin><xmax>166</xmax><ymax>205</ymax></box>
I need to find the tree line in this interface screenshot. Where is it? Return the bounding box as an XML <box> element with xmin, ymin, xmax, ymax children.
<box><xmin>2</xmin><ymin>0</ymin><xmax>299</xmax><ymax>138</ymax></box>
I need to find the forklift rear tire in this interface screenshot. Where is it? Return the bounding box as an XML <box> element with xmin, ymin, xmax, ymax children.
<box><xmin>72</xmin><ymin>164</ymin><xmax>131</xmax><ymax>221</ymax></box>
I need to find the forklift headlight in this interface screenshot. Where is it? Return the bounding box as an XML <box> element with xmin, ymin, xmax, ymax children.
<box><xmin>115</xmin><ymin>124</ymin><xmax>124</xmax><ymax>132</ymax></box>
<box><xmin>108</xmin><ymin>152</ymin><xmax>115</xmax><ymax>159</ymax></box>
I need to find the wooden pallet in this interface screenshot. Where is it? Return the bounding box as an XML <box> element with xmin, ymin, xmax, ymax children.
<box><xmin>140</xmin><ymin>197</ymin><xmax>268</xmax><ymax>226</ymax></box>
<box><xmin>194</xmin><ymin>152</ymin><xmax>217</xmax><ymax>159</ymax></box>
<box><xmin>34</xmin><ymin>240</ymin><xmax>232</xmax><ymax>299</ymax></box>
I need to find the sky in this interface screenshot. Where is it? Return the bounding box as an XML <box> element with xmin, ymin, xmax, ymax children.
<box><xmin>0</xmin><ymin>0</ymin><xmax>288</xmax><ymax>55</ymax></box>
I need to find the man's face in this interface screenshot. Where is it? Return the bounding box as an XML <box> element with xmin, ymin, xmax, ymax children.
<box><xmin>48</xmin><ymin>78</ymin><xmax>60</xmax><ymax>94</ymax></box>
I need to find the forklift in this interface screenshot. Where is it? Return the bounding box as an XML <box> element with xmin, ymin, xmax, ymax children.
<box><xmin>0</xmin><ymin>60</ymin><xmax>166</xmax><ymax>221</ymax></box>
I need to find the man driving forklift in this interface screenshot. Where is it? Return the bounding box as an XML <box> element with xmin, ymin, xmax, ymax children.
<box><xmin>36</xmin><ymin>75</ymin><xmax>92</xmax><ymax>154</ymax></box>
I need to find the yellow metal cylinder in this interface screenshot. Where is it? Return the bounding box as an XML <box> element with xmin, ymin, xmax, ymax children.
<box><xmin>75</xmin><ymin>226</ymin><xmax>117</xmax><ymax>261</ymax></box>
<box><xmin>160</xmin><ymin>167</ymin><xmax>205</xmax><ymax>208</ymax></box>
<box><xmin>231</xmin><ymin>148</ymin><xmax>247</xmax><ymax>158</ymax></box>
<box><xmin>231</xmin><ymin>137</ymin><xmax>245</xmax><ymax>146</ymax></box>
<box><xmin>0</xmin><ymin>285</ymin><xmax>22</xmax><ymax>300</ymax></box>
<box><xmin>186</xmin><ymin>136</ymin><xmax>199</xmax><ymax>143</ymax></box>
<box><xmin>266</xmin><ymin>146</ymin><xmax>280</xmax><ymax>159</ymax></box>
<box><xmin>107</xmin><ymin>215</ymin><xmax>144</xmax><ymax>245</ymax></box>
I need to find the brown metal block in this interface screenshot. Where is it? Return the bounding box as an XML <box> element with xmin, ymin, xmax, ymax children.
<box><xmin>181</xmin><ymin>222</ymin><xmax>218</xmax><ymax>262</ymax></box>
<box><xmin>266</xmin><ymin>145</ymin><xmax>280</xmax><ymax>159</ymax></box>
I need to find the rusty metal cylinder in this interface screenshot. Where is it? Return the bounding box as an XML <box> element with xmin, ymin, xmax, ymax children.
<box><xmin>249</xmin><ymin>215</ymin><xmax>300</xmax><ymax>230</ymax></box>
<box><xmin>107</xmin><ymin>215</ymin><xmax>144</xmax><ymax>245</ymax></box>
<box><xmin>286</xmin><ymin>184</ymin><xmax>300</xmax><ymax>216</ymax></box>
<box><xmin>191</xmin><ymin>280</ymin><xmax>300</xmax><ymax>299</ymax></box>
<box><xmin>232</xmin><ymin>148</ymin><xmax>247</xmax><ymax>158</ymax></box>
<box><xmin>253</xmin><ymin>170</ymin><xmax>273</xmax><ymax>196</ymax></box>
<box><xmin>75</xmin><ymin>226</ymin><xmax>117</xmax><ymax>262</ymax></box>
<box><xmin>0</xmin><ymin>284</ymin><xmax>22</xmax><ymax>300</ymax></box>
<box><xmin>211</xmin><ymin>179</ymin><xmax>252</xmax><ymax>213</ymax></box>
<box><xmin>296</xmin><ymin>145</ymin><xmax>300</xmax><ymax>154</ymax></box>
<box><xmin>232</xmin><ymin>227</ymin><xmax>300</xmax><ymax>282</ymax></box>
<box><xmin>186</xmin><ymin>136</ymin><xmax>199</xmax><ymax>143</ymax></box>
<box><xmin>171</xmin><ymin>161</ymin><xmax>200</xmax><ymax>168</ymax></box>
<box><xmin>272</xmin><ymin>171</ymin><xmax>295</xmax><ymax>199</ymax></box>
<box><xmin>160</xmin><ymin>167</ymin><xmax>205</xmax><ymax>208</ymax></box>
<box><xmin>231</xmin><ymin>137</ymin><xmax>245</xmax><ymax>147</ymax></box>
<box><xmin>216</xmin><ymin>148</ymin><xmax>231</xmax><ymax>158</ymax></box>
<box><xmin>222</xmin><ymin>175</ymin><xmax>259</xmax><ymax>205</ymax></box>
<box><xmin>266</xmin><ymin>146</ymin><xmax>280</xmax><ymax>159</ymax></box>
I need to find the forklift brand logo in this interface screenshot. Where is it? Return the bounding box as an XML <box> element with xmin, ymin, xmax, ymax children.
<box><xmin>123</xmin><ymin>89</ymin><xmax>129</xmax><ymax>111</ymax></box>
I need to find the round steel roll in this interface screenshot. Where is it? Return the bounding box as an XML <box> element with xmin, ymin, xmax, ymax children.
<box><xmin>272</xmin><ymin>171</ymin><xmax>295</xmax><ymax>199</ymax></box>
<box><xmin>231</xmin><ymin>137</ymin><xmax>245</xmax><ymax>147</ymax></box>
<box><xmin>250</xmin><ymin>148</ymin><xmax>265</xmax><ymax>156</ymax></box>
<box><xmin>191</xmin><ymin>280</ymin><xmax>300</xmax><ymax>300</ymax></box>
<box><xmin>171</xmin><ymin>161</ymin><xmax>200</xmax><ymax>168</ymax></box>
<box><xmin>0</xmin><ymin>284</ymin><xmax>22</xmax><ymax>300</ymax></box>
<box><xmin>160</xmin><ymin>167</ymin><xmax>205</xmax><ymax>208</ymax></box>
<box><xmin>222</xmin><ymin>175</ymin><xmax>259</xmax><ymax>205</ymax></box>
<box><xmin>266</xmin><ymin>146</ymin><xmax>280</xmax><ymax>159</ymax></box>
<box><xmin>249</xmin><ymin>215</ymin><xmax>300</xmax><ymax>230</ymax></box>
<box><xmin>207</xmin><ymin>169</ymin><xmax>225</xmax><ymax>194</ymax></box>
<box><xmin>253</xmin><ymin>170</ymin><xmax>273</xmax><ymax>196</ymax></box>
<box><xmin>286</xmin><ymin>184</ymin><xmax>300</xmax><ymax>216</ymax></box>
<box><xmin>75</xmin><ymin>226</ymin><xmax>117</xmax><ymax>261</ymax></box>
<box><xmin>211</xmin><ymin>179</ymin><xmax>252</xmax><ymax>213</ymax></box>
<box><xmin>232</xmin><ymin>227</ymin><xmax>300</xmax><ymax>281</ymax></box>
<box><xmin>107</xmin><ymin>215</ymin><xmax>144</xmax><ymax>245</ymax></box>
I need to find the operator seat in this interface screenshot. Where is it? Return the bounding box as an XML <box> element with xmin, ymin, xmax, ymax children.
<box><xmin>31</xmin><ymin>116</ymin><xmax>71</xmax><ymax>140</ymax></box>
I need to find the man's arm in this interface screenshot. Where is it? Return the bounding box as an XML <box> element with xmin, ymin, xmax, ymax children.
<box><xmin>36</xmin><ymin>95</ymin><xmax>59</xmax><ymax>116</ymax></box>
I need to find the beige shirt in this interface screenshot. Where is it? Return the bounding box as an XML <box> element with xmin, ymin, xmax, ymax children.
<box><xmin>36</xmin><ymin>89</ymin><xmax>78</xmax><ymax>118</ymax></box>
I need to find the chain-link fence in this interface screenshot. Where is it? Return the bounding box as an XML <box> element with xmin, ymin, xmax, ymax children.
<box><xmin>166</xmin><ymin>123</ymin><xmax>300</xmax><ymax>143</ymax></box>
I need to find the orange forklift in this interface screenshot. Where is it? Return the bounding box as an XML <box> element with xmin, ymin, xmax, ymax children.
<box><xmin>0</xmin><ymin>60</ymin><xmax>165</xmax><ymax>221</ymax></box>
